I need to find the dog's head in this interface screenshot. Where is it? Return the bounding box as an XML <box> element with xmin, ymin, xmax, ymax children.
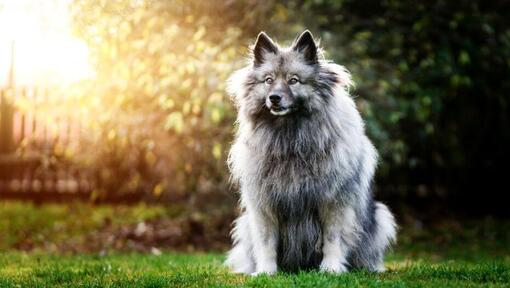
<box><xmin>228</xmin><ymin>30</ymin><xmax>352</xmax><ymax>121</ymax></box>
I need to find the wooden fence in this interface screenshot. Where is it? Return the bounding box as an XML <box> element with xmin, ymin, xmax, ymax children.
<box><xmin>0</xmin><ymin>87</ymin><xmax>94</xmax><ymax>201</ymax></box>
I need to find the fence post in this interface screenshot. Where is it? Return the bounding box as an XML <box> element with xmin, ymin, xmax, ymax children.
<box><xmin>0</xmin><ymin>89</ymin><xmax>14</xmax><ymax>154</ymax></box>
<box><xmin>1</xmin><ymin>42</ymin><xmax>16</xmax><ymax>154</ymax></box>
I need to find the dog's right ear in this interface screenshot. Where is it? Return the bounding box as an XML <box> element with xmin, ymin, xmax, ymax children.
<box><xmin>253</xmin><ymin>32</ymin><xmax>278</xmax><ymax>66</ymax></box>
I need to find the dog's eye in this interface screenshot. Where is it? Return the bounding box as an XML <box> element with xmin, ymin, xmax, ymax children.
<box><xmin>265</xmin><ymin>77</ymin><xmax>273</xmax><ymax>85</ymax></box>
<box><xmin>288</xmin><ymin>78</ymin><xmax>299</xmax><ymax>85</ymax></box>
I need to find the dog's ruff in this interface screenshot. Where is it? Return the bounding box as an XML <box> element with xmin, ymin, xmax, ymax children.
<box><xmin>225</xmin><ymin>30</ymin><xmax>397</xmax><ymax>275</ymax></box>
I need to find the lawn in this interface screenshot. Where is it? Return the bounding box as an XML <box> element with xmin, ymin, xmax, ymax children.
<box><xmin>0</xmin><ymin>201</ymin><xmax>509</xmax><ymax>287</ymax></box>
<box><xmin>0</xmin><ymin>252</ymin><xmax>509</xmax><ymax>287</ymax></box>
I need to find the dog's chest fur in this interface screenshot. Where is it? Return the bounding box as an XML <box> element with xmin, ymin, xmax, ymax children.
<box><xmin>259</xmin><ymin>151</ymin><xmax>334</xmax><ymax>271</ymax></box>
<box><xmin>248</xmin><ymin>121</ymin><xmax>344</xmax><ymax>206</ymax></box>
<box><xmin>245</xmin><ymin>127</ymin><xmax>345</xmax><ymax>272</ymax></box>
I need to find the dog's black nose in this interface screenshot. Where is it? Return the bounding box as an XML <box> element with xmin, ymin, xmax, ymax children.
<box><xmin>269</xmin><ymin>94</ymin><xmax>282</xmax><ymax>104</ymax></box>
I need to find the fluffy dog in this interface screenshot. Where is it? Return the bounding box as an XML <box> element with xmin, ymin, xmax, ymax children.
<box><xmin>225</xmin><ymin>30</ymin><xmax>396</xmax><ymax>275</ymax></box>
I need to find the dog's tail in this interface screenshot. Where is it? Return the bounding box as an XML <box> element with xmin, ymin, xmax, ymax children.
<box><xmin>374</xmin><ymin>202</ymin><xmax>397</xmax><ymax>249</ymax></box>
<box><xmin>369</xmin><ymin>202</ymin><xmax>397</xmax><ymax>271</ymax></box>
<box><xmin>348</xmin><ymin>201</ymin><xmax>397</xmax><ymax>272</ymax></box>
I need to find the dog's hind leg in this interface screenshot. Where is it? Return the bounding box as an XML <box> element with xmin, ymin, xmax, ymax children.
<box><xmin>225</xmin><ymin>213</ymin><xmax>255</xmax><ymax>274</ymax></box>
<box><xmin>349</xmin><ymin>202</ymin><xmax>397</xmax><ymax>272</ymax></box>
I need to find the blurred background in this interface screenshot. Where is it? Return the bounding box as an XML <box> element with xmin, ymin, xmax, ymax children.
<box><xmin>0</xmin><ymin>0</ymin><xmax>509</xmax><ymax>255</ymax></box>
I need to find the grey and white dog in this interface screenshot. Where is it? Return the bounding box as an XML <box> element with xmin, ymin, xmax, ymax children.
<box><xmin>225</xmin><ymin>30</ymin><xmax>396</xmax><ymax>275</ymax></box>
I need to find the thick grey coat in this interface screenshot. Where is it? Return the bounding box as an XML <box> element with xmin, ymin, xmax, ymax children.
<box><xmin>225</xmin><ymin>31</ymin><xmax>396</xmax><ymax>275</ymax></box>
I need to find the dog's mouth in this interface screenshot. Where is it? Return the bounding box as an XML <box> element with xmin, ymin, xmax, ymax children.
<box><xmin>270</xmin><ymin>106</ymin><xmax>291</xmax><ymax>116</ymax></box>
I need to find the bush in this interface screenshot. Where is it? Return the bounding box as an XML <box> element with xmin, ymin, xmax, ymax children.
<box><xmin>64</xmin><ymin>0</ymin><xmax>279</xmax><ymax>204</ymax></box>
<box><xmin>51</xmin><ymin>0</ymin><xmax>510</xmax><ymax>215</ymax></box>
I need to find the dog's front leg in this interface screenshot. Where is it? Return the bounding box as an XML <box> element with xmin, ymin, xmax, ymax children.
<box><xmin>247</xmin><ymin>204</ymin><xmax>278</xmax><ymax>276</ymax></box>
<box><xmin>320</xmin><ymin>205</ymin><xmax>358</xmax><ymax>273</ymax></box>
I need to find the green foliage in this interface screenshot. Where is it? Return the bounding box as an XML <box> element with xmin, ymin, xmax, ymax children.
<box><xmin>61</xmin><ymin>0</ymin><xmax>510</xmax><ymax>204</ymax></box>
<box><xmin>293</xmin><ymin>0</ymin><xmax>510</xmax><ymax>198</ymax></box>
<box><xmin>66</xmin><ymin>1</ymin><xmax>276</xmax><ymax>201</ymax></box>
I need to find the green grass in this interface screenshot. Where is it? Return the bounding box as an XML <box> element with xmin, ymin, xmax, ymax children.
<box><xmin>0</xmin><ymin>201</ymin><xmax>509</xmax><ymax>287</ymax></box>
<box><xmin>0</xmin><ymin>252</ymin><xmax>509</xmax><ymax>287</ymax></box>
<box><xmin>0</xmin><ymin>201</ymin><xmax>175</xmax><ymax>251</ymax></box>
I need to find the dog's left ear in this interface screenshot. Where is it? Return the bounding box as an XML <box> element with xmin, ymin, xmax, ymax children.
<box><xmin>292</xmin><ymin>30</ymin><xmax>318</xmax><ymax>64</ymax></box>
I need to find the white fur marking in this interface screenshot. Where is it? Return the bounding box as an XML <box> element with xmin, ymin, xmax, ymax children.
<box><xmin>270</xmin><ymin>109</ymin><xmax>290</xmax><ymax>116</ymax></box>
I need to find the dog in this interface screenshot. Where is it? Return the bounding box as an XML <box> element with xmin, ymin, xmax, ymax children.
<box><xmin>225</xmin><ymin>30</ymin><xmax>396</xmax><ymax>275</ymax></box>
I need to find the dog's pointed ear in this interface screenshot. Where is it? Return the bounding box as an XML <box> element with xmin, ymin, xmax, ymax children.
<box><xmin>293</xmin><ymin>30</ymin><xmax>318</xmax><ymax>64</ymax></box>
<box><xmin>253</xmin><ymin>32</ymin><xmax>278</xmax><ymax>66</ymax></box>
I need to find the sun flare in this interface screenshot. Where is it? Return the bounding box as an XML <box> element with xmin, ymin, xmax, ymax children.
<box><xmin>0</xmin><ymin>0</ymin><xmax>94</xmax><ymax>87</ymax></box>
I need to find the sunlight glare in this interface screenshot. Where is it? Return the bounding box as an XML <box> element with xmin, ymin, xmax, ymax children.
<box><xmin>0</xmin><ymin>0</ymin><xmax>94</xmax><ymax>87</ymax></box>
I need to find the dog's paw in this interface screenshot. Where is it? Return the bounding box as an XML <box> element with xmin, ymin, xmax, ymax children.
<box><xmin>250</xmin><ymin>270</ymin><xmax>276</xmax><ymax>277</ymax></box>
<box><xmin>373</xmin><ymin>264</ymin><xmax>386</xmax><ymax>273</ymax></box>
<box><xmin>251</xmin><ymin>262</ymin><xmax>277</xmax><ymax>276</ymax></box>
<box><xmin>250</xmin><ymin>267</ymin><xmax>277</xmax><ymax>276</ymax></box>
<box><xmin>319</xmin><ymin>258</ymin><xmax>348</xmax><ymax>274</ymax></box>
